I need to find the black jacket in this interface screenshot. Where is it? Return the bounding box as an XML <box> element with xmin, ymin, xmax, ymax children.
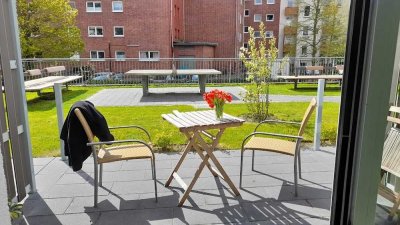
<box><xmin>60</xmin><ymin>101</ymin><xmax>114</xmax><ymax>171</ymax></box>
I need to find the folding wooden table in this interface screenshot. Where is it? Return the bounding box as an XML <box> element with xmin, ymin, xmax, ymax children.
<box><xmin>162</xmin><ymin>110</ymin><xmax>244</xmax><ymax>206</ymax></box>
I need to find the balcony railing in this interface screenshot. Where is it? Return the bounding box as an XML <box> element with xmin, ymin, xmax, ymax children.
<box><xmin>21</xmin><ymin>57</ymin><xmax>345</xmax><ymax>85</ymax></box>
<box><xmin>284</xmin><ymin>26</ymin><xmax>297</xmax><ymax>36</ymax></box>
<box><xmin>285</xmin><ymin>7</ymin><xmax>298</xmax><ymax>16</ymax></box>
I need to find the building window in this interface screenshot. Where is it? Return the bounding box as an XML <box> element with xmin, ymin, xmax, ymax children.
<box><xmin>115</xmin><ymin>51</ymin><xmax>126</xmax><ymax>60</ymax></box>
<box><xmin>244</xmin><ymin>9</ymin><xmax>249</xmax><ymax>17</ymax></box>
<box><xmin>243</xmin><ymin>43</ymin><xmax>248</xmax><ymax>49</ymax></box>
<box><xmin>90</xmin><ymin>50</ymin><xmax>105</xmax><ymax>60</ymax></box>
<box><xmin>266</xmin><ymin>14</ymin><xmax>274</xmax><ymax>21</ymax></box>
<box><xmin>139</xmin><ymin>51</ymin><xmax>160</xmax><ymax>61</ymax></box>
<box><xmin>303</xmin><ymin>26</ymin><xmax>309</xmax><ymax>35</ymax></box>
<box><xmin>112</xmin><ymin>1</ymin><xmax>123</xmax><ymax>12</ymax></box>
<box><xmin>254</xmin><ymin>0</ymin><xmax>262</xmax><ymax>5</ymax></box>
<box><xmin>69</xmin><ymin>1</ymin><xmax>76</xmax><ymax>8</ymax></box>
<box><xmin>88</xmin><ymin>26</ymin><xmax>103</xmax><ymax>37</ymax></box>
<box><xmin>266</xmin><ymin>0</ymin><xmax>275</xmax><ymax>4</ymax></box>
<box><xmin>114</xmin><ymin>26</ymin><xmax>124</xmax><ymax>37</ymax></box>
<box><xmin>254</xmin><ymin>14</ymin><xmax>262</xmax><ymax>22</ymax></box>
<box><xmin>265</xmin><ymin>31</ymin><xmax>274</xmax><ymax>38</ymax></box>
<box><xmin>86</xmin><ymin>1</ymin><xmax>102</xmax><ymax>12</ymax></box>
<box><xmin>301</xmin><ymin>46</ymin><xmax>307</xmax><ymax>55</ymax></box>
<box><xmin>254</xmin><ymin>31</ymin><xmax>261</xmax><ymax>38</ymax></box>
<box><xmin>304</xmin><ymin>6</ymin><xmax>311</xmax><ymax>17</ymax></box>
<box><xmin>244</xmin><ymin>26</ymin><xmax>249</xmax><ymax>33</ymax></box>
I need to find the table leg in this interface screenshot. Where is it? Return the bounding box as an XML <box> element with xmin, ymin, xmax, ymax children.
<box><xmin>142</xmin><ymin>75</ymin><xmax>149</xmax><ymax>96</ymax></box>
<box><xmin>178</xmin><ymin>154</ymin><xmax>209</xmax><ymax>207</ymax></box>
<box><xmin>194</xmin><ymin>131</ymin><xmax>240</xmax><ymax>196</ymax></box>
<box><xmin>164</xmin><ymin>134</ymin><xmax>195</xmax><ymax>187</ymax></box>
<box><xmin>183</xmin><ymin>132</ymin><xmax>218</xmax><ymax>177</ymax></box>
<box><xmin>199</xmin><ymin>75</ymin><xmax>206</xmax><ymax>94</ymax></box>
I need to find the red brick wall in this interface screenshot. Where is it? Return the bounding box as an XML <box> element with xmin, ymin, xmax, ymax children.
<box><xmin>172</xmin><ymin>0</ymin><xmax>184</xmax><ymax>41</ymax></box>
<box><xmin>244</xmin><ymin>0</ymin><xmax>281</xmax><ymax>48</ymax></box>
<box><xmin>184</xmin><ymin>0</ymin><xmax>243</xmax><ymax>58</ymax></box>
<box><xmin>75</xmin><ymin>0</ymin><xmax>173</xmax><ymax>59</ymax></box>
<box><xmin>174</xmin><ymin>46</ymin><xmax>215</xmax><ymax>59</ymax></box>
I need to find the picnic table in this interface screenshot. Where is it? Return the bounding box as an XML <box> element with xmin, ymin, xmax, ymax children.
<box><xmin>162</xmin><ymin>110</ymin><xmax>244</xmax><ymax>206</ymax></box>
<box><xmin>125</xmin><ymin>69</ymin><xmax>222</xmax><ymax>96</ymax></box>
<box><xmin>279</xmin><ymin>75</ymin><xmax>343</xmax><ymax>89</ymax></box>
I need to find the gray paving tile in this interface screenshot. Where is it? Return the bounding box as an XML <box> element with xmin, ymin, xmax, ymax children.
<box><xmin>173</xmin><ymin>204</ymin><xmax>246</xmax><ymax>225</ymax></box>
<box><xmin>32</xmin><ymin>157</ymin><xmax>54</xmax><ymax>166</ymax></box>
<box><xmin>41</xmin><ymin>183</ymin><xmax>112</xmax><ymax>198</ymax></box>
<box><xmin>96</xmin><ymin>208</ymin><xmax>173</xmax><ymax>225</ymax></box>
<box><xmin>23</xmin><ymin>197</ymin><xmax>73</xmax><ymax>216</ymax></box>
<box><xmin>21</xmin><ymin>212</ymin><xmax>99</xmax><ymax>225</ymax></box>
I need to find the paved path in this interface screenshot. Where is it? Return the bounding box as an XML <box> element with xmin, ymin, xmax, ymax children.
<box><xmin>87</xmin><ymin>87</ymin><xmax>341</xmax><ymax>107</ymax></box>
<box><xmin>21</xmin><ymin>148</ymin><xmax>335</xmax><ymax>225</ymax></box>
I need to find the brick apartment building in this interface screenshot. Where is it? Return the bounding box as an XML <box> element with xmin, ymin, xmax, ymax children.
<box><xmin>73</xmin><ymin>0</ymin><xmax>249</xmax><ymax>60</ymax></box>
<box><xmin>243</xmin><ymin>0</ymin><xmax>282</xmax><ymax>56</ymax></box>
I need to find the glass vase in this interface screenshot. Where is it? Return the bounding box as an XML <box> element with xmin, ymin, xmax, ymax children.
<box><xmin>215</xmin><ymin>103</ymin><xmax>224</xmax><ymax>120</ymax></box>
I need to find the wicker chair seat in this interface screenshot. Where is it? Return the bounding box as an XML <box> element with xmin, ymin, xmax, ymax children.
<box><xmin>244</xmin><ymin>136</ymin><xmax>296</xmax><ymax>156</ymax></box>
<box><xmin>98</xmin><ymin>144</ymin><xmax>153</xmax><ymax>164</ymax></box>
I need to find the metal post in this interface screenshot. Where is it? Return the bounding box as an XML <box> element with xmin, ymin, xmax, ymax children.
<box><xmin>314</xmin><ymin>79</ymin><xmax>325</xmax><ymax>151</ymax></box>
<box><xmin>54</xmin><ymin>83</ymin><xmax>66</xmax><ymax>161</ymax></box>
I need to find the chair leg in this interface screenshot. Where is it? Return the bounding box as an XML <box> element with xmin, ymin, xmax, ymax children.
<box><xmin>298</xmin><ymin>150</ymin><xmax>302</xmax><ymax>179</ymax></box>
<box><xmin>251</xmin><ymin>150</ymin><xmax>255</xmax><ymax>171</ymax></box>
<box><xmin>151</xmin><ymin>157</ymin><xmax>158</xmax><ymax>202</ymax></box>
<box><xmin>94</xmin><ymin>162</ymin><xmax>98</xmax><ymax>207</ymax></box>
<box><xmin>294</xmin><ymin>153</ymin><xmax>298</xmax><ymax>197</ymax></box>
<box><xmin>240</xmin><ymin>148</ymin><xmax>244</xmax><ymax>188</ymax></box>
<box><xmin>99</xmin><ymin>163</ymin><xmax>103</xmax><ymax>187</ymax></box>
<box><xmin>389</xmin><ymin>196</ymin><xmax>400</xmax><ymax>217</ymax></box>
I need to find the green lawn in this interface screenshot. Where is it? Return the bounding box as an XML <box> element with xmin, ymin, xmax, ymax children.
<box><xmin>27</xmin><ymin>86</ymin><xmax>340</xmax><ymax>157</ymax></box>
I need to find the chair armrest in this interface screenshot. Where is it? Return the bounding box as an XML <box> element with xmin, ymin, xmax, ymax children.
<box><xmin>255</xmin><ymin>120</ymin><xmax>301</xmax><ymax>132</ymax></box>
<box><xmin>109</xmin><ymin>125</ymin><xmax>151</xmax><ymax>141</ymax></box>
<box><xmin>242</xmin><ymin>132</ymin><xmax>303</xmax><ymax>149</ymax></box>
<box><xmin>87</xmin><ymin>139</ymin><xmax>151</xmax><ymax>148</ymax></box>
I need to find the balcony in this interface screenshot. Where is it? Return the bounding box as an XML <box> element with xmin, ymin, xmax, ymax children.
<box><xmin>285</xmin><ymin>7</ymin><xmax>298</xmax><ymax>16</ymax></box>
<box><xmin>284</xmin><ymin>26</ymin><xmax>297</xmax><ymax>35</ymax></box>
<box><xmin>283</xmin><ymin>43</ymin><xmax>295</xmax><ymax>53</ymax></box>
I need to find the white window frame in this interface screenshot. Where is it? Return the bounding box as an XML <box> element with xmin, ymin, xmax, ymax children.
<box><xmin>266</xmin><ymin>0</ymin><xmax>275</xmax><ymax>4</ymax></box>
<box><xmin>254</xmin><ymin>0</ymin><xmax>262</xmax><ymax>5</ymax></box>
<box><xmin>90</xmin><ymin>50</ymin><xmax>105</xmax><ymax>60</ymax></box>
<box><xmin>303</xmin><ymin>26</ymin><xmax>309</xmax><ymax>35</ymax></box>
<box><xmin>139</xmin><ymin>51</ymin><xmax>160</xmax><ymax>61</ymax></box>
<box><xmin>254</xmin><ymin>31</ymin><xmax>261</xmax><ymax>38</ymax></box>
<box><xmin>254</xmin><ymin>14</ymin><xmax>262</xmax><ymax>22</ymax></box>
<box><xmin>114</xmin><ymin>26</ymin><xmax>124</xmax><ymax>37</ymax></box>
<box><xmin>86</xmin><ymin>1</ymin><xmax>102</xmax><ymax>12</ymax></box>
<box><xmin>112</xmin><ymin>1</ymin><xmax>123</xmax><ymax>12</ymax></box>
<box><xmin>266</xmin><ymin>14</ymin><xmax>274</xmax><ymax>21</ymax></box>
<box><xmin>304</xmin><ymin>6</ymin><xmax>311</xmax><ymax>17</ymax></box>
<box><xmin>88</xmin><ymin>26</ymin><xmax>103</xmax><ymax>37</ymax></box>
<box><xmin>265</xmin><ymin>31</ymin><xmax>274</xmax><ymax>38</ymax></box>
<box><xmin>244</xmin><ymin>26</ymin><xmax>249</xmax><ymax>33</ymax></box>
<box><xmin>244</xmin><ymin>9</ymin><xmax>249</xmax><ymax>17</ymax></box>
<box><xmin>115</xmin><ymin>51</ymin><xmax>126</xmax><ymax>60</ymax></box>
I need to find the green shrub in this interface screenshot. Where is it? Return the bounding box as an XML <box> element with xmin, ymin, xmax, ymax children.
<box><xmin>154</xmin><ymin>131</ymin><xmax>174</xmax><ymax>151</ymax></box>
<box><xmin>8</xmin><ymin>199</ymin><xmax>23</xmax><ymax>220</ymax></box>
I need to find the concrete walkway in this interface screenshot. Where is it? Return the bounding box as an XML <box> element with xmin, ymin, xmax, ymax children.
<box><xmin>86</xmin><ymin>87</ymin><xmax>341</xmax><ymax>107</ymax></box>
<box><xmin>19</xmin><ymin>148</ymin><xmax>336</xmax><ymax>225</ymax></box>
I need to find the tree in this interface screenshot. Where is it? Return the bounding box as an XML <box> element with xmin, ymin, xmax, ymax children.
<box><xmin>17</xmin><ymin>0</ymin><xmax>84</xmax><ymax>58</ymax></box>
<box><xmin>319</xmin><ymin>1</ymin><xmax>347</xmax><ymax>56</ymax></box>
<box><xmin>239</xmin><ymin>22</ymin><xmax>279</xmax><ymax>121</ymax></box>
<box><xmin>295</xmin><ymin>0</ymin><xmax>347</xmax><ymax>57</ymax></box>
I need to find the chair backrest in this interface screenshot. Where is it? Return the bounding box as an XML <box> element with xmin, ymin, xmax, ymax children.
<box><xmin>44</xmin><ymin>66</ymin><xmax>65</xmax><ymax>75</ymax></box>
<box><xmin>74</xmin><ymin>108</ymin><xmax>95</xmax><ymax>143</ymax></box>
<box><xmin>26</xmin><ymin>69</ymin><xmax>42</xmax><ymax>77</ymax></box>
<box><xmin>381</xmin><ymin>106</ymin><xmax>400</xmax><ymax>176</ymax></box>
<box><xmin>298</xmin><ymin>98</ymin><xmax>317</xmax><ymax>136</ymax></box>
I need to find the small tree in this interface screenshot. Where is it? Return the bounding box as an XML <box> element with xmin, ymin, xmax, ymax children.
<box><xmin>240</xmin><ymin>22</ymin><xmax>278</xmax><ymax>121</ymax></box>
<box><xmin>17</xmin><ymin>0</ymin><xmax>84</xmax><ymax>58</ymax></box>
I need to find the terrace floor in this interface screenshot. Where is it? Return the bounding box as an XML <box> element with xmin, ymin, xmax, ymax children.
<box><xmin>87</xmin><ymin>87</ymin><xmax>341</xmax><ymax>107</ymax></box>
<box><xmin>19</xmin><ymin>148</ymin><xmax>336</xmax><ymax>225</ymax></box>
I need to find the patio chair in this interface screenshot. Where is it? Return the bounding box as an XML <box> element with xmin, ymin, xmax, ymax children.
<box><xmin>74</xmin><ymin>108</ymin><xmax>157</xmax><ymax>207</ymax></box>
<box><xmin>379</xmin><ymin>106</ymin><xmax>400</xmax><ymax>217</ymax></box>
<box><xmin>240</xmin><ymin>98</ymin><xmax>317</xmax><ymax>196</ymax></box>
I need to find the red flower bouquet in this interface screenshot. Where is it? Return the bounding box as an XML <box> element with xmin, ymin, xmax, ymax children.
<box><xmin>203</xmin><ymin>89</ymin><xmax>232</xmax><ymax>119</ymax></box>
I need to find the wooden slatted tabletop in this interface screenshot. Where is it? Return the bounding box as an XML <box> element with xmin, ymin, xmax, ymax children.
<box><xmin>24</xmin><ymin>75</ymin><xmax>82</xmax><ymax>92</ymax></box>
<box><xmin>162</xmin><ymin>110</ymin><xmax>245</xmax><ymax>131</ymax></box>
